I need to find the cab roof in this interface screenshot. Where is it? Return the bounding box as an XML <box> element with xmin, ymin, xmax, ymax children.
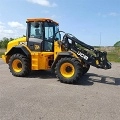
<box><xmin>26</xmin><ymin>18</ymin><xmax>59</xmax><ymax>25</ymax></box>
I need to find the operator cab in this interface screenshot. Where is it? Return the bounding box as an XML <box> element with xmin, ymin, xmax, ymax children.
<box><xmin>26</xmin><ymin>18</ymin><xmax>60</xmax><ymax>52</ymax></box>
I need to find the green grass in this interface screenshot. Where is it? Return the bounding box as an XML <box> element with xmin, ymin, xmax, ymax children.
<box><xmin>107</xmin><ymin>47</ymin><xmax>120</xmax><ymax>62</ymax></box>
<box><xmin>107</xmin><ymin>53</ymin><xmax>120</xmax><ymax>62</ymax></box>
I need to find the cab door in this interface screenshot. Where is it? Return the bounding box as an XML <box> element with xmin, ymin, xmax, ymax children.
<box><xmin>43</xmin><ymin>22</ymin><xmax>55</xmax><ymax>52</ymax></box>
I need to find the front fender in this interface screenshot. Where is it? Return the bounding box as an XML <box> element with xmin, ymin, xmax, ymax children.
<box><xmin>51</xmin><ymin>52</ymin><xmax>73</xmax><ymax>71</ymax></box>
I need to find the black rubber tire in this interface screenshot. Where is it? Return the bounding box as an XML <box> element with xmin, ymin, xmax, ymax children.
<box><xmin>82</xmin><ymin>64</ymin><xmax>90</xmax><ymax>75</ymax></box>
<box><xmin>8</xmin><ymin>54</ymin><xmax>30</xmax><ymax>77</ymax></box>
<box><xmin>55</xmin><ymin>57</ymin><xmax>83</xmax><ymax>84</ymax></box>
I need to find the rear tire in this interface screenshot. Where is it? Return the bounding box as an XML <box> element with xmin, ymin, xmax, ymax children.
<box><xmin>55</xmin><ymin>57</ymin><xmax>83</xmax><ymax>84</ymax></box>
<box><xmin>9</xmin><ymin>54</ymin><xmax>30</xmax><ymax>77</ymax></box>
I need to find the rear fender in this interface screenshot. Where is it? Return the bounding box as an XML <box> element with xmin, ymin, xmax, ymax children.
<box><xmin>3</xmin><ymin>45</ymin><xmax>30</xmax><ymax>63</ymax></box>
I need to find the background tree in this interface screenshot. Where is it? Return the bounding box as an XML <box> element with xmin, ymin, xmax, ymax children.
<box><xmin>0</xmin><ymin>37</ymin><xmax>14</xmax><ymax>48</ymax></box>
<box><xmin>114</xmin><ymin>41</ymin><xmax>120</xmax><ymax>47</ymax></box>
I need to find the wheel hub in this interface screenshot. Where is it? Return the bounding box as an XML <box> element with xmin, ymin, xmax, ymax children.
<box><xmin>17</xmin><ymin>63</ymin><xmax>22</xmax><ymax>68</ymax></box>
<box><xmin>65</xmin><ymin>66</ymin><xmax>72</xmax><ymax>73</ymax></box>
<box><xmin>12</xmin><ymin>59</ymin><xmax>22</xmax><ymax>72</ymax></box>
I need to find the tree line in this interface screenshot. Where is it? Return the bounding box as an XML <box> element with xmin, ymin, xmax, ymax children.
<box><xmin>114</xmin><ymin>41</ymin><xmax>120</xmax><ymax>47</ymax></box>
<box><xmin>0</xmin><ymin>37</ymin><xmax>14</xmax><ymax>48</ymax></box>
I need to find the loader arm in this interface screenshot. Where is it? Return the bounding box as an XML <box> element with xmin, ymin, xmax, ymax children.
<box><xmin>60</xmin><ymin>33</ymin><xmax>111</xmax><ymax>69</ymax></box>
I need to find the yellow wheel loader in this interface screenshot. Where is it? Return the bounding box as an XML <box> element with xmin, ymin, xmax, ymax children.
<box><xmin>2</xmin><ymin>18</ymin><xmax>111</xmax><ymax>84</ymax></box>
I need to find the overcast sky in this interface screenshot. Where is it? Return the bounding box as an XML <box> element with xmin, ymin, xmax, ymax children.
<box><xmin>0</xmin><ymin>0</ymin><xmax>120</xmax><ymax>46</ymax></box>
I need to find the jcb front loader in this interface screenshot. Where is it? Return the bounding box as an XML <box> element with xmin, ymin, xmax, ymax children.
<box><xmin>2</xmin><ymin>18</ymin><xmax>111</xmax><ymax>84</ymax></box>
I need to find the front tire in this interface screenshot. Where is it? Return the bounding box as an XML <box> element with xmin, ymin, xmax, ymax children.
<box><xmin>55</xmin><ymin>57</ymin><xmax>83</xmax><ymax>84</ymax></box>
<box><xmin>8</xmin><ymin>54</ymin><xmax>30</xmax><ymax>77</ymax></box>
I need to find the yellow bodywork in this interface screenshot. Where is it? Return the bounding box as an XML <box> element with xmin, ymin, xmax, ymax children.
<box><xmin>31</xmin><ymin>52</ymin><xmax>54</xmax><ymax>70</ymax></box>
<box><xmin>7</xmin><ymin>37</ymin><xmax>26</xmax><ymax>52</ymax></box>
<box><xmin>2</xmin><ymin>55</ymin><xmax>8</xmax><ymax>63</ymax></box>
<box><xmin>30</xmin><ymin>41</ymin><xmax>63</xmax><ymax>70</ymax></box>
<box><xmin>2</xmin><ymin>37</ymin><xmax>79</xmax><ymax>71</ymax></box>
<box><xmin>2</xmin><ymin>37</ymin><xmax>27</xmax><ymax>63</ymax></box>
<box><xmin>1</xmin><ymin>37</ymin><xmax>65</xmax><ymax>71</ymax></box>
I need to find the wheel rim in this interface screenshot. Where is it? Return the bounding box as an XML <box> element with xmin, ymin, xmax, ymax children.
<box><xmin>60</xmin><ymin>63</ymin><xmax>75</xmax><ymax>78</ymax></box>
<box><xmin>12</xmin><ymin>59</ymin><xmax>22</xmax><ymax>72</ymax></box>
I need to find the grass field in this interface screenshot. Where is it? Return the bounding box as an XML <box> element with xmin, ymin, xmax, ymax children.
<box><xmin>107</xmin><ymin>47</ymin><xmax>120</xmax><ymax>62</ymax></box>
<box><xmin>0</xmin><ymin>47</ymin><xmax>120</xmax><ymax>62</ymax></box>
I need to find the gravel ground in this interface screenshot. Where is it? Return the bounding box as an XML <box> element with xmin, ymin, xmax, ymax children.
<box><xmin>0</xmin><ymin>59</ymin><xmax>120</xmax><ymax>120</ymax></box>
